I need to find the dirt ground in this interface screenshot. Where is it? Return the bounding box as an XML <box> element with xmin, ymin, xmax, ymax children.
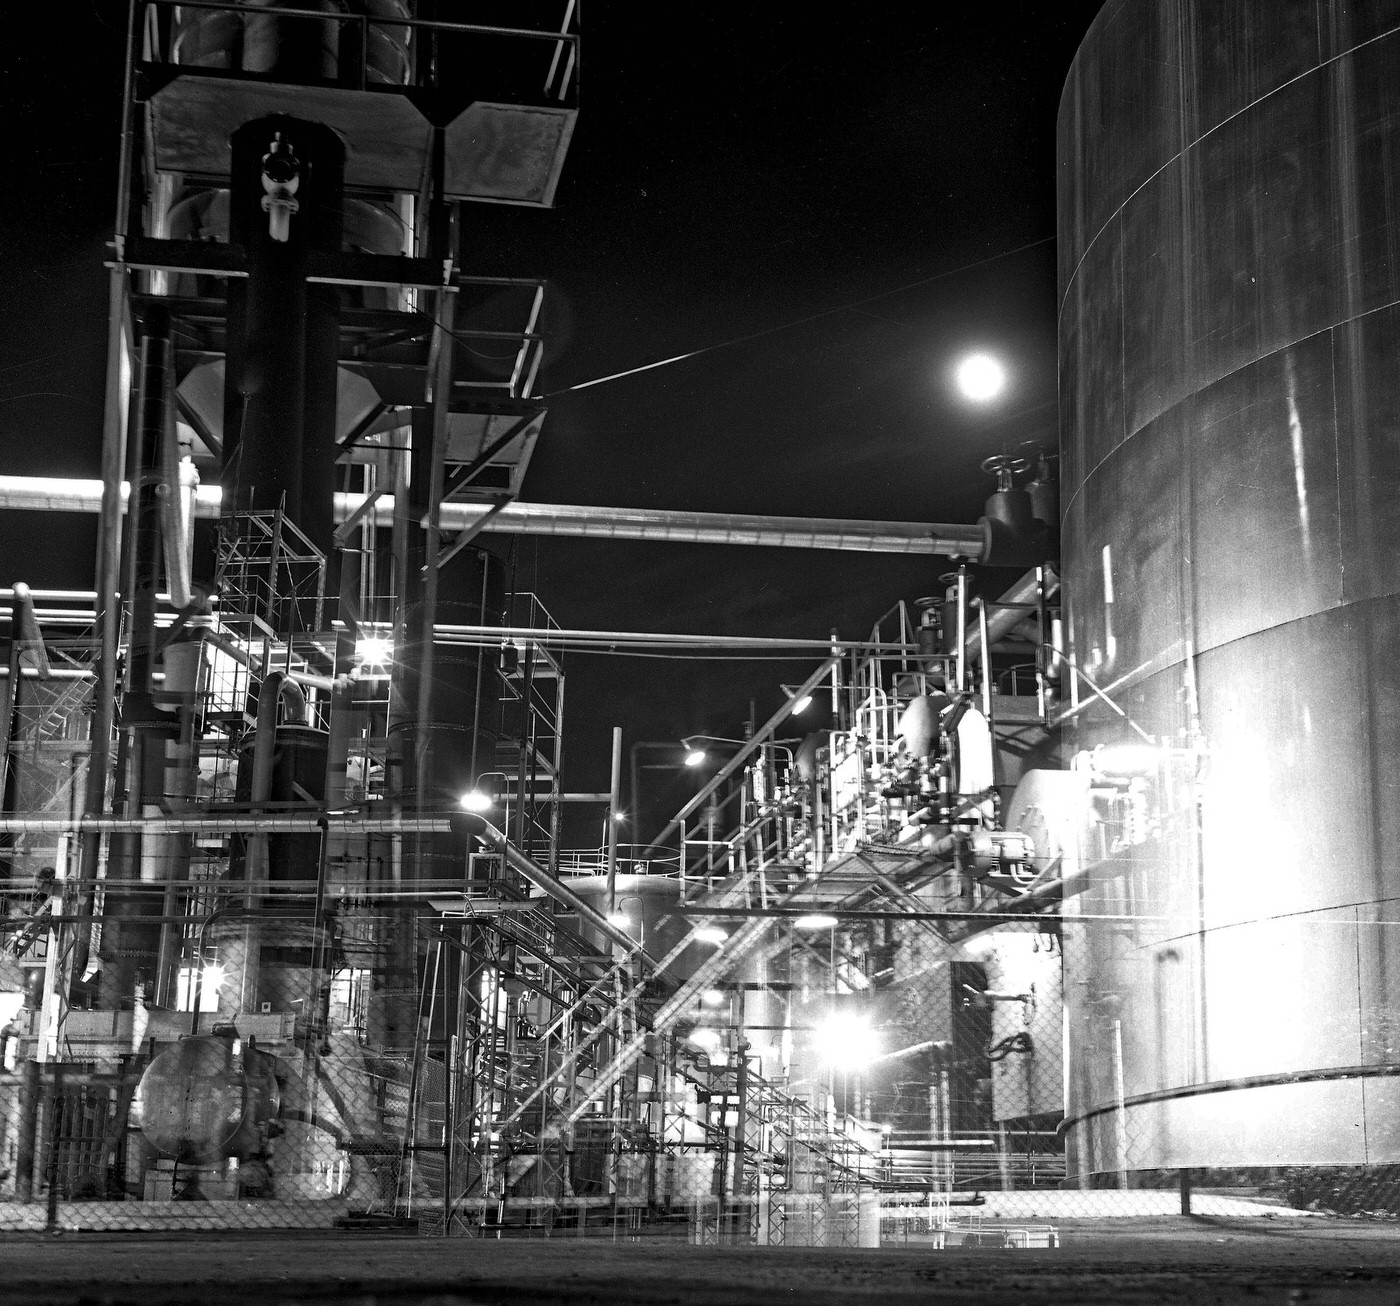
<box><xmin>2</xmin><ymin>1218</ymin><xmax>1400</xmax><ymax>1305</ymax></box>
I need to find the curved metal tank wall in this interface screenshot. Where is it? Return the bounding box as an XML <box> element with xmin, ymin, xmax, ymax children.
<box><xmin>1059</xmin><ymin>0</ymin><xmax>1400</xmax><ymax>1172</ymax></box>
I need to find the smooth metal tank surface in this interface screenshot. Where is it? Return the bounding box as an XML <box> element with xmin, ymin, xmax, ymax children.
<box><xmin>1059</xmin><ymin>0</ymin><xmax>1400</xmax><ymax>1172</ymax></box>
<box><xmin>132</xmin><ymin>1033</ymin><xmax>281</xmax><ymax>1164</ymax></box>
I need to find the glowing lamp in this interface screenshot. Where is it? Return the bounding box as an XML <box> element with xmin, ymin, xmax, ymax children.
<box><xmin>955</xmin><ymin>352</ymin><xmax>1006</xmax><ymax>402</ymax></box>
<box><xmin>355</xmin><ymin>635</ymin><xmax>392</xmax><ymax>665</ymax></box>
<box><xmin>814</xmin><ymin>1012</ymin><xmax>879</xmax><ymax>1070</ymax></box>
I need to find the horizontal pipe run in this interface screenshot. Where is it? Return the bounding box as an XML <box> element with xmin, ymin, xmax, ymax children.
<box><xmin>437</xmin><ymin>624</ymin><xmax>903</xmax><ymax>651</ymax></box>
<box><xmin>0</xmin><ymin>816</ymin><xmax>452</xmax><ymax>834</ymax></box>
<box><xmin>487</xmin><ymin>791</ymin><xmax>611</xmax><ymax>803</ymax></box>
<box><xmin>0</xmin><ymin>477</ymin><xmax>984</xmax><ymax>557</ymax></box>
<box><xmin>683</xmin><ymin>903</ymin><xmax>1069</xmax><ymax>925</ymax></box>
<box><xmin>1</xmin><ymin>879</ymin><xmax>598</xmax><ymax>901</ymax></box>
<box><xmin>0</xmin><ymin>668</ymin><xmax>93</xmax><ymax>680</ymax></box>
<box><xmin>0</xmin><ymin>605</ymin><xmax>918</xmax><ymax>657</ymax></box>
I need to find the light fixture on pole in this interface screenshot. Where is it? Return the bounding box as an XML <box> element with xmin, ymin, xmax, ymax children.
<box><xmin>681</xmin><ymin>734</ymin><xmax>799</xmax><ymax>768</ymax></box>
<box><xmin>459</xmin><ymin>770</ymin><xmax>509</xmax><ymax>813</ymax></box>
<box><xmin>781</xmin><ymin>684</ymin><xmax>815</xmax><ymax>715</ymax></box>
<box><xmin>680</xmin><ymin>735</ymin><xmax>748</xmax><ymax>768</ymax></box>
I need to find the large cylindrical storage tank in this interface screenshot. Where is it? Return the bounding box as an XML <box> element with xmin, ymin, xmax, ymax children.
<box><xmin>1059</xmin><ymin>1</ymin><xmax>1400</xmax><ymax>1174</ymax></box>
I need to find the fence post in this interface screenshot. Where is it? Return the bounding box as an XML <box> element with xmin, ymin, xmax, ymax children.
<box><xmin>1179</xmin><ymin>1167</ymin><xmax>1192</xmax><ymax>1216</ymax></box>
<box><xmin>14</xmin><ymin>1059</ymin><xmax>40</xmax><ymax>1202</ymax></box>
<box><xmin>45</xmin><ymin>1063</ymin><xmax>64</xmax><ymax>1233</ymax></box>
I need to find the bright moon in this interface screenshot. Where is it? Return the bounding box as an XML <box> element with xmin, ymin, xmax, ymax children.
<box><xmin>955</xmin><ymin>353</ymin><xmax>1007</xmax><ymax>402</ymax></box>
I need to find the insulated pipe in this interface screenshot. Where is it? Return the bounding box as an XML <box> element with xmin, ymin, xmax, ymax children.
<box><xmin>10</xmin><ymin>584</ymin><xmax>52</xmax><ymax>679</ymax></box>
<box><xmin>0</xmin><ymin>478</ymin><xmax>986</xmax><ymax>557</ymax></box>
<box><xmin>159</xmin><ymin>460</ymin><xmax>198</xmax><ymax>610</ymax></box>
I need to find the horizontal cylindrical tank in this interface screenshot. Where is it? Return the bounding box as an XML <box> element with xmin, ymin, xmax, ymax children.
<box><xmin>1059</xmin><ymin>0</ymin><xmax>1400</xmax><ymax>1171</ymax></box>
<box><xmin>132</xmin><ymin>1032</ymin><xmax>281</xmax><ymax>1164</ymax></box>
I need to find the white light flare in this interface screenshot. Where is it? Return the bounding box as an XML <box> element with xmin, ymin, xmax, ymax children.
<box><xmin>955</xmin><ymin>353</ymin><xmax>1007</xmax><ymax>403</ymax></box>
<box><xmin>814</xmin><ymin>1012</ymin><xmax>880</xmax><ymax>1071</ymax></box>
<box><xmin>355</xmin><ymin>635</ymin><xmax>393</xmax><ymax>666</ymax></box>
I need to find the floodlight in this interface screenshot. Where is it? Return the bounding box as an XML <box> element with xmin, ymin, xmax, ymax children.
<box><xmin>814</xmin><ymin>1012</ymin><xmax>879</xmax><ymax>1070</ymax></box>
<box><xmin>355</xmin><ymin>634</ymin><xmax>392</xmax><ymax>665</ymax></box>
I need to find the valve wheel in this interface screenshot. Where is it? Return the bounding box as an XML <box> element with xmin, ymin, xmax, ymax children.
<box><xmin>980</xmin><ymin>452</ymin><xmax>1033</xmax><ymax>481</ymax></box>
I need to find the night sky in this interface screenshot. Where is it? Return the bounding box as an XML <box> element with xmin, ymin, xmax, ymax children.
<box><xmin>0</xmin><ymin>3</ymin><xmax>1106</xmax><ymax>841</ymax></box>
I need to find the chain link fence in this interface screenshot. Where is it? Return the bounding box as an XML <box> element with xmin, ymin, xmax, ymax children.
<box><xmin>4</xmin><ymin>905</ymin><xmax>1400</xmax><ymax>1242</ymax></box>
